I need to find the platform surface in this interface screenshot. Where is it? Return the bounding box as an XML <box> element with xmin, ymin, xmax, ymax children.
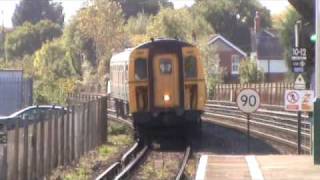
<box><xmin>195</xmin><ymin>155</ymin><xmax>320</xmax><ymax>180</ymax></box>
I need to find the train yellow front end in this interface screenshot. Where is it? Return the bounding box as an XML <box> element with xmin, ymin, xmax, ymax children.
<box><xmin>127</xmin><ymin>39</ymin><xmax>206</xmax><ymax>134</ymax></box>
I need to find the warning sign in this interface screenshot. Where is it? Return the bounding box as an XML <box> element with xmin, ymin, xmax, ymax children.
<box><xmin>285</xmin><ymin>90</ymin><xmax>314</xmax><ymax>112</ymax></box>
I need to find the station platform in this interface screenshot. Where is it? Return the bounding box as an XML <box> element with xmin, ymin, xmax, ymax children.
<box><xmin>195</xmin><ymin>155</ymin><xmax>320</xmax><ymax>180</ymax></box>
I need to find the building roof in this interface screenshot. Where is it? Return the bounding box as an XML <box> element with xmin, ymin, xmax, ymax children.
<box><xmin>208</xmin><ymin>34</ymin><xmax>247</xmax><ymax>57</ymax></box>
<box><xmin>251</xmin><ymin>29</ymin><xmax>284</xmax><ymax>60</ymax></box>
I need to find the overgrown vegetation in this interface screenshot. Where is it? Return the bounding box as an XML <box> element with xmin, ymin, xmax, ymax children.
<box><xmin>239</xmin><ymin>60</ymin><xmax>264</xmax><ymax>84</ymax></box>
<box><xmin>50</xmin><ymin>121</ymin><xmax>133</xmax><ymax>180</ymax></box>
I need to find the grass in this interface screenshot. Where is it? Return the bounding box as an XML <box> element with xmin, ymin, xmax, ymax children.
<box><xmin>49</xmin><ymin>121</ymin><xmax>133</xmax><ymax>180</ymax></box>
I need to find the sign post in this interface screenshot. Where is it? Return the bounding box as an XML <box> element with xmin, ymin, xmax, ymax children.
<box><xmin>237</xmin><ymin>89</ymin><xmax>260</xmax><ymax>153</ymax></box>
<box><xmin>285</xmin><ymin>89</ymin><xmax>314</xmax><ymax>154</ymax></box>
<box><xmin>314</xmin><ymin>0</ymin><xmax>320</xmax><ymax>165</ymax></box>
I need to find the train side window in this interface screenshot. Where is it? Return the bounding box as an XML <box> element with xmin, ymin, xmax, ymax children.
<box><xmin>184</xmin><ymin>56</ymin><xmax>197</xmax><ymax>78</ymax></box>
<box><xmin>135</xmin><ymin>58</ymin><xmax>147</xmax><ymax>80</ymax></box>
<box><xmin>160</xmin><ymin>59</ymin><xmax>172</xmax><ymax>74</ymax></box>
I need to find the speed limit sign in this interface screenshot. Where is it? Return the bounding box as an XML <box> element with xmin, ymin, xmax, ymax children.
<box><xmin>236</xmin><ymin>89</ymin><xmax>260</xmax><ymax>113</ymax></box>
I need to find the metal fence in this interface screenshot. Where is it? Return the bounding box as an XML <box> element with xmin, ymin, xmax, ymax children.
<box><xmin>0</xmin><ymin>95</ymin><xmax>108</xmax><ymax>180</ymax></box>
<box><xmin>0</xmin><ymin>73</ymin><xmax>33</xmax><ymax>116</ymax></box>
<box><xmin>211</xmin><ymin>82</ymin><xmax>294</xmax><ymax>105</ymax></box>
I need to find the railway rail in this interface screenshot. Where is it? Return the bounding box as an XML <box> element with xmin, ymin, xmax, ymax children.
<box><xmin>176</xmin><ymin>145</ymin><xmax>191</xmax><ymax>180</ymax></box>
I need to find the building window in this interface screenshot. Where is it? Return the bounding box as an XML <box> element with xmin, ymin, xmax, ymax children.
<box><xmin>231</xmin><ymin>55</ymin><xmax>240</xmax><ymax>74</ymax></box>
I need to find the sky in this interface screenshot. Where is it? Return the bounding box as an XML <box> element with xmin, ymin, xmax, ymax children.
<box><xmin>0</xmin><ymin>0</ymin><xmax>290</xmax><ymax>28</ymax></box>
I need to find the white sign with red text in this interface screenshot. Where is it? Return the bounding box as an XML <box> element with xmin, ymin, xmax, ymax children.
<box><xmin>285</xmin><ymin>90</ymin><xmax>314</xmax><ymax>112</ymax></box>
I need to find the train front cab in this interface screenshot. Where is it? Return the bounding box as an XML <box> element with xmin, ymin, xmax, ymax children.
<box><xmin>128</xmin><ymin>42</ymin><xmax>206</xmax><ymax>132</ymax></box>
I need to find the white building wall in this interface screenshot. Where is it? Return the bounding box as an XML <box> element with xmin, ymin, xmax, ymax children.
<box><xmin>257</xmin><ymin>59</ymin><xmax>288</xmax><ymax>73</ymax></box>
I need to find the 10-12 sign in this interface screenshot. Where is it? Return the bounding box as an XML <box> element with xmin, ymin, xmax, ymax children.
<box><xmin>236</xmin><ymin>89</ymin><xmax>260</xmax><ymax>113</ymax></box>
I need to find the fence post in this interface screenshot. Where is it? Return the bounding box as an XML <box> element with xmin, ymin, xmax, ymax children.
<box><xmin>39</xmin><ymin>113</ymin><xmax>45</xmax><ymax>177</ymax></box>
<box><xmin>46</xmin><ymin>108</ymin><xmax>53</xmax><ymax>177</ymax></box>
<box><xmin>53</xmin><ymin>106</ymin><xmax>59</xmax><ymax>168</ymax></box>
<box><xmin>101</xmin><ymin>97</ymin><xmax>107</xmax><ymax>143</ymax></box>
<box><xmin>31</xmin><ymin>110</ymin><xmax>38</xmax><ymax>180</ymax></box>
<box><xmin>12</xmin><ymin>117</ymin><xmax>20</xmax><ymax>180</ymax></box>
<box><xmin>81</xmin><ymin>104</ymin><xmax>85</xmax><ymax>155</ymax></box>
<box><xmin>86</xmin><ymin>102</ymin><xmax>90</xmax><ymax>152</ymax></box>
<box><xmin>66</xmin><ymin>106</ymin><xmax>70</xmax><ymax>164</ymax></box>
<box><xmin>1</xmin><ymin>121</ymin><xmax>8</xmax><ymax>180</ymax></box>
<box><xmin>71</xmin><ymin>106</ymin><xmax>75</xmax><ymax>161</ymax></box>
<box><xmin>21</xmin><ymin>117</ymin><xmax>29</xmax><ymax>180</ymax></box>
<box><xmin>60</xmin><ymin>107</ymin><xmax>65</xmax><ymax>166</ymax></box>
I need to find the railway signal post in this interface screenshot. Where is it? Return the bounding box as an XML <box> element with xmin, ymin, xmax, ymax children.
<box><xmin>236</xmin><ymin>89</ymin><xmax>260</xmax><ymax>153</ymax></box>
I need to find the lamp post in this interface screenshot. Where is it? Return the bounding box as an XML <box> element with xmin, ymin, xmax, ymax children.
<box><xmin>314</xmin><ymin>0</ymin><xmax>320</xmax><ymax>165</ymax></box>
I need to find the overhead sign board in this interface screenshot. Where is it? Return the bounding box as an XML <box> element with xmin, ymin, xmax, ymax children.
<box><xmin>294</xmin><ymin>74</ymin><xmax>306</xmax><ymax>90</ymax></box>
<box><xmin>236</xmin><ymin>89</ymin><xmax>260</xmax><ymax>113</ymax></box>
<box><xmin>285</xmin><ymin>90</ymin><xmax>314</xmax><ymax>112</ymax></box>
<box><xmin>291</xmin><ymin>47</ymin><xmax>307</xmax><ymax>73</ymax></box>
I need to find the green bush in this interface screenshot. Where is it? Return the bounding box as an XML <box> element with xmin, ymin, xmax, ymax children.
<box><xmin>239</xmin><ymin>60</ymin><xmax>264</xmax><ymax>84</ymax></box>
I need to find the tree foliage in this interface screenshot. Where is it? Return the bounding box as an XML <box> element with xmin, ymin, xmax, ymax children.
<box><xmin>119</xmin><ymin>0</ymin><xmax>173</xmax><ymax>18</ymax></box>
<box><xmin>12</xmin><ymin>0</ymin><xmax>64</xmax><ymax>27</ymax></box>
<box><xmin>63</xmin><ymin>0</ymin><xmax>127</xmax><ymax>91</ymax></box>
<box><xmin>239</xmin><ymin>60</ymin><xmax>264</xmax><ymax>83</ymax></box>
<box><xmin>146</xmin><ymin>7</ymin><xmax>213</xmax><ymax>42</ymax></box>
<box><xmin>5</xmin><ymin>20</ymin><xmax>62</xmax><ymax>60</ymax></box>
<box><xmin>33</xmin><ymin>39</ymin><xmax>76</xmax><ymax>104</ymax></box>
<box><xmin>193</xmin><ymin>0</ymin><xmax>271</xmax><ymax>52</ymax></box>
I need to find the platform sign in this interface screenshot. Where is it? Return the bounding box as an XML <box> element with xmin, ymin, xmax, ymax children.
<box><xmin>294</xmin><ymin>74</ymin><xmax>306</xmax><ymax>90</ymax></box>
<box><xmin>236</xmin><ymin>89</ymin><xmax>260</xmax><ymax>113</ymax></box>
<box><xmin>291</xmin><ymin>47</ymin><xmax>307</xmax><ymax>73</ymax></box>
<box><xmin>285</xmin><ymin>90</ymin><xmax>314</xmax><ymax>112</ymax></box>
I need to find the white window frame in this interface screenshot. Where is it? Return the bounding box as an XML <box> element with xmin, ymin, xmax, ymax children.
<box><xmin>231</xmin><ymin>55</ymin><xmax>240</xmax><ymax>74</ymax></box>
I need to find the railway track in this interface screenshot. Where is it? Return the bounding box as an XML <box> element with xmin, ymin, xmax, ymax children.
<box><xmin>204</xmin><ymin>100</ymin><xmax>311</xmax><ymax>153</ymax></box>
<box><xmin>176</xmin><ymin>145</ymin><xmax>191</xmax><ymax>180</ymax></box>
<box><xmin>95</xmin><ymin>141</ymin><xmax>149</xmax><ymax>180</ymax></box>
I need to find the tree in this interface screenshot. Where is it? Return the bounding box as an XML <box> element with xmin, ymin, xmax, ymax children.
<box><xmin>239</xmin><ymin>60</ymin><xmax>264</xmax><ymax>83</ymax></box>
<box><xmin>146</xmin><ymin>7</ymin><xmax>213</xmax><ymax>42</ymax></box>
<box><xmin>5</xmin><ymin>20</ymin><xmax>62</xmax><ymax>60</ymax></box>
<box><xmin>12</xmin><ymin>0</ymin><xmax>64</xmax><ymax>27</ymax></box>
<box><xmin>64</xmin><ymin>0</ymin><xmax>127</xmax><ymax>91</ymax></box>
<box><xmin>33</xmin><ymin>39</ymin><xmax>76</xmax><ymax>104</ymax></box>
<box><xmin>193</xmin><ymin>0</ymin><xmax>272</xmax><ymax>53</ymax></box>
<box><xmin>125</xmin><ymin>13</ymin><xmax>151</xmax><ymax>46</ymax></box>
<box><xmin>119</xmin><ymin>0</ymin><xmax>173</xmax><ymax>18</ymax></box>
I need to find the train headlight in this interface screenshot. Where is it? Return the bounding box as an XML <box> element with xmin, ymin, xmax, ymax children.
<box><xmin>164</xmin><ymin>94</ymin><xmax>170</xmax><ymax>102</ymax></box>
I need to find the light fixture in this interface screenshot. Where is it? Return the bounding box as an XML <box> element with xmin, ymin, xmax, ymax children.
<box><xmin>164</xmin><ymin>94</ymin><xmax>170</xmax><ymax>101</ymax></box>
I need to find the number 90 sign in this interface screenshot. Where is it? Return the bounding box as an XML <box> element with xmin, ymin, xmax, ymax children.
<box><xmin>236</xmin><ymin>89</ymin><xmax>260</xmax><ymax>113</ymax></box>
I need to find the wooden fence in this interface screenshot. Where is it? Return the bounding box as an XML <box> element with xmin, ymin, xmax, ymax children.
<box><xmin>0</xmin><ymin>96</ymin><xmax>108</xmax><ymax>180</ymax></box>
<box><xmin>211</xmin><ymin>82</ymin><xmax>294</xmax><ymax>105</ymax></box>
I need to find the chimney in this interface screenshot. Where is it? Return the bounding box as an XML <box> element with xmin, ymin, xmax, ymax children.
<box><xmin>254</xmin><ymin>11</ymin><xmax>261</xmax><ymax>33</ymax></box>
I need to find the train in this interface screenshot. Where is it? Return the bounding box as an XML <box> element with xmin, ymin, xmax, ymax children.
<box><xmin>109</xmin><ymin>38</ymin><xmax>206</xmax><ymax>137</ymax></box>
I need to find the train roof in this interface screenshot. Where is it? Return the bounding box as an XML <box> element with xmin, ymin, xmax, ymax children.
<box><xmin>110</xmin><ymin>39</ymin><xmax>195</xmax><ymax>65</ymax></box>
<box><xmin>110</xmin><ymin>48</ymin><xmax>132</xmax><ymax>65</ymax></box>
<box><xmin>135</xmin><ymin>38</ymin><xmax>194</xmax><ymax>49</ymax></box>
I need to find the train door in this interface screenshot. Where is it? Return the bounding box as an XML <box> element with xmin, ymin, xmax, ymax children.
<box><xmin>153</xmin><ymin>54</ymin><xmax>180</xmax><ymax>108</ymax></box>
